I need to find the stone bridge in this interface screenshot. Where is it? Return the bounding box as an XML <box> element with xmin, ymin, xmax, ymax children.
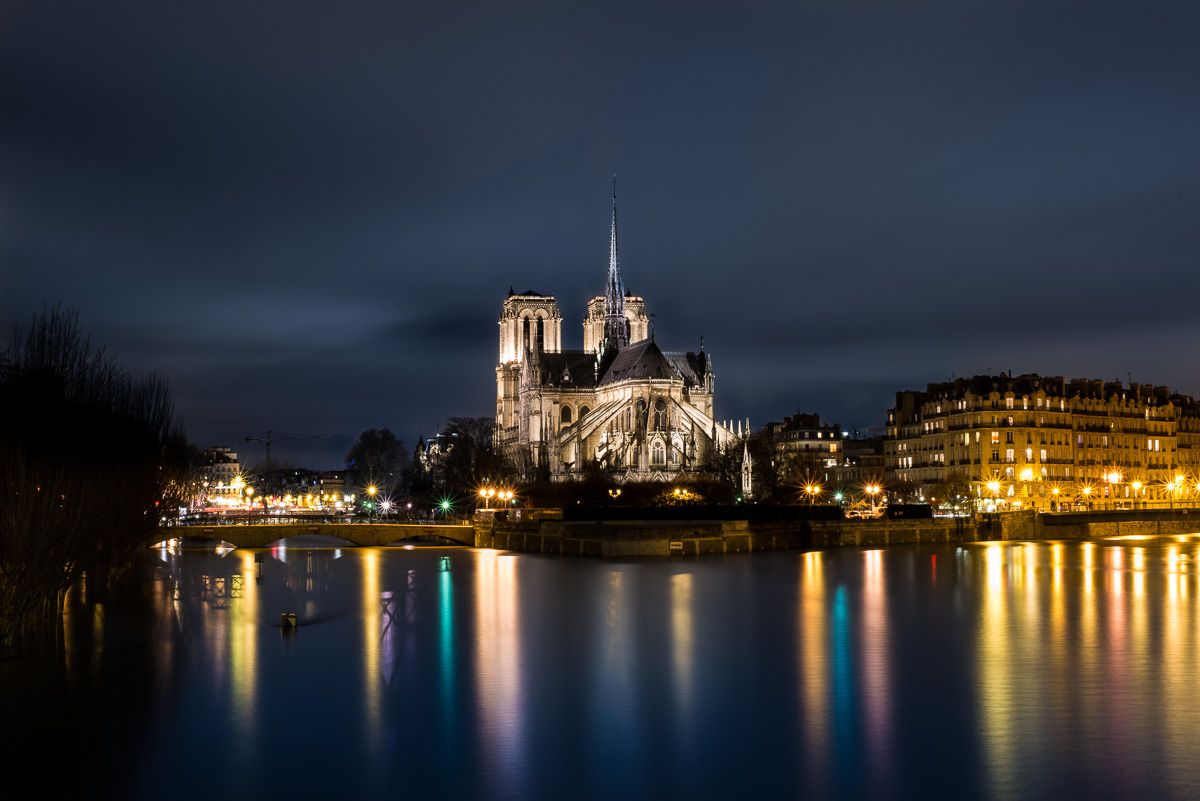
<box><xmin>163</xmin><ymin>522</ymin><xmax>476</xmax><ymax>548</ymax></box>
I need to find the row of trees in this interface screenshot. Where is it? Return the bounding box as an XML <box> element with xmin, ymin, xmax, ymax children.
<box><xmin>343</xmin><ymin>417</ymin><xmax>513</xmax><ymax>512</ymax></box>
<box><xmin>0</xmin><ymin>308</ymin><xmax>192</xmax><ymax>644</ymax></box>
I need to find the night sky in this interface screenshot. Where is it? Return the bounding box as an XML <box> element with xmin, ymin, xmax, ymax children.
<box><xmin>3</xmin><ymin>1</ymin><xmax>1199</xmax><ymax>468</ymax></box>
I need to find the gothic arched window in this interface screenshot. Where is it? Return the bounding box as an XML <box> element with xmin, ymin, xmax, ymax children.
<box><xmin>651</xmin><ymin>441</ymin><xmax>666</xmax><ymax>466</ymax></box>
<box><xmin>579</xmin><ymin>405</ymin><xmax>590</xmax><ymax>419</ymax></box>
<box><xmin>560</xmin><ymin>405</ymin><xmax>572</xmax><ymax>425</ymax></box>
<box><xmin>653</xmin><ymin>397</ymin><xmax>667</xmax><ymax>431</ymax></box>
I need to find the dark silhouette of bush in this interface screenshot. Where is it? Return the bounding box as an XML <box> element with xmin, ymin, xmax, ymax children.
<box><xmin>0</xmin><ymin>307</ymin><xmax>186</xmax><ymax>644</ymax></box>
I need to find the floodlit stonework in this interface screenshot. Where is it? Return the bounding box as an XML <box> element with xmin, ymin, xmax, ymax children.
<box><xmin>495</xmin><ymin>186</ymin><xmax>740</xmax><ymax>482</ymax></box>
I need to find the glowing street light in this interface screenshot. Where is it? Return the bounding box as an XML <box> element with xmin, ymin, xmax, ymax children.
<box><xmin>864</xmin><ymin>483</ymin><xmax>882</xmax><ymax>515</ymax></box>
<box><xmin>803</xmin><ymin>483</ymin><xmax>821</xmax><ymax>504</ymax></box>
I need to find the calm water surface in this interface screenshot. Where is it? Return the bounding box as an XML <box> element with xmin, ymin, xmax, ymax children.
<box><xmin>6</xmin><ymin>536</ymin><xmax>1200</xmax><ymax>800</ymax></box>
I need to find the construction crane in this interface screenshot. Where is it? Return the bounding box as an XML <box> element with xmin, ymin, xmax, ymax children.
<box><xmin>245</xmin><ymin>430</ymin><xmax>343</xmax><ymax>471</ymax></box>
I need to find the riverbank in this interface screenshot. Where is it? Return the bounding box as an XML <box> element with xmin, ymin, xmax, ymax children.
<box><xmin>474</xmin><ymin>509</ymin><xmax>1200</xmax><ymax>557</ymax></box>
<box><xmin>157</xmin><ymin>509</ymin><xmax>1200</xmax><ymax>558</ymax></box>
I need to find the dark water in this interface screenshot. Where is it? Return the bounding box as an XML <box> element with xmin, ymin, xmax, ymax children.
<box><xmin>6</xmin><ymin>536</ymin><xmax>1200</xmax><ymax>800</ymax></box>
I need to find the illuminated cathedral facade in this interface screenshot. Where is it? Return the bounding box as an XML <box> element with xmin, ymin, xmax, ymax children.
<box><xmin>495</xmin><ymin>184</ymin><xmax>745</xmax><ymax>483</ymax></box>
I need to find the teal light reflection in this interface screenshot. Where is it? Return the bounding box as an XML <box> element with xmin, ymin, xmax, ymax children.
<box><xmin>439</xmin><ymin>566</ymin><xmax>456</xmax><ymax>741</ymax></box>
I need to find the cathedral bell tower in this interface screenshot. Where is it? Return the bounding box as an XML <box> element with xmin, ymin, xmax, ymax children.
<box><xmin>496</xmin><ymin>290</ymin><xmax>561</xmax><ymax>449</ymax></box>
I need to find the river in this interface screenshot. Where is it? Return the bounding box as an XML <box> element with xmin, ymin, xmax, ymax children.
<box><xmin>4</xmin><ymin>536</ymin><xmax>1200</xmax><ymax>800</ymax></box>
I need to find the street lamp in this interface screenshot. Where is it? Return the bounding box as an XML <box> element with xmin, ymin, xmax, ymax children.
<box><xmin>986</xmin><ymin>480</ymin><xmax>1001</xmax><ymax>511</ymax></box>
<box><xmin>479</xmin><ymin>487</ymin><xmax>496</xmax><ymax>509</ymax></box>
<box><xmin>1104</xmin><ymin>471</ymin><xmax>1122</xmax><ymax>510</ymax></box>
<box><xmin>864</xmin><ymin>483</ymin><xmax>881</xmax><ymax>516</ymax></box>
<box><xmin>803</xmin><ymin>483</ymin><xmax>821</xmax><ymax>505</ymax></box>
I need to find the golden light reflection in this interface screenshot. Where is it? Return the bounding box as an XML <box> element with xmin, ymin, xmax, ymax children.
<box><xmin>1132</xmin><ymin>547</ymin><xmax>1146</xmax><ymax>599</ymax></box>
<box><xmin>1130</xmin><ymin>549</ymin><xmax>1147</xmax><ymax>681</ymax></box>
<box><xmin>671</xmin><ymin>572</ymin><xmax>694</xmax><ymax>737</ymax></box>
<box><xmin>362</xmin><ymin>549</ymin><xmax>381</xmax><ymax>751</ymax></box>
<box><xmin>475</xmin><ymin>551</ymin><xmax>523</xmax><ymax>784</ymax></box>
<box><xmin>1163</xmin><ymin>541</ymin><xmax>1192</xmax><ymax>792</ymax></box>
<box><xmin>1020</xmin><ymin>545</ymin><xmax>1039</xmax><ymax>623</ymax></box>
<box><xmin>979</xmin><ymin>543</ymin><xmax>1015</xmax><ymax>798</ymax></box>
<box><xmin>595</xmin><ymin>569</ymin><xmax>634</xmax><ymax>755</ymax></box>
<box><xmin>1082</xmin><ymin>542</ymin><xmax>1095</xmax><ymax>595</ymax></box>
<box><xmin>1051</xmin><ymin>543</ymin><xmax>1063</xmax><ymax>593</ymax></box>
<box><xmin>229</xmin><ymin>551</ymin><xmax>258</xmax><ymax>744</ymax></box>
<box><xmin>1108</xmin><ymin>548</ymin><xmax>1124</xmax><ymax>599</ymax></box>
<box><xmin>799</xmin><ymin>551</ymin><xmax>828</xmax><ymax>772</ymax></box>
<box><xmin>861</xmin><ymin>550</ymin><xmax>891</xmax><ymax>784</ymax></box>
<box><xmin>1049</xmin><ymin>544</ymin><xmax>1065</xmax><ymax>675</ymax></box>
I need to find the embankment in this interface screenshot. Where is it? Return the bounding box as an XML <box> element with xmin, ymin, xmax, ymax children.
<box><xmin>474</xmin><ymin>509</ymin><xmax>1200</xmax><ymax>558</ymax></box>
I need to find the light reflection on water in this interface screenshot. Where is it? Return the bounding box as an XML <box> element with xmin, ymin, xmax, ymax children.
<box><xmin>10</xmin><ymin>538</ymin><xmax>1200</xmax><ymax>800</ymax></box>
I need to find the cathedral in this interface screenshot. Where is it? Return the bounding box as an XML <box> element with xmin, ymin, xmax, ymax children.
<box><xmin>495</xmin><ymin>184</ymin><xmax>746</xmax><ymax>484</ymax></box>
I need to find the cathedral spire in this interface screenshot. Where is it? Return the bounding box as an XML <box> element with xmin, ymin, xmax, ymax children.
<box><xmin>602</xmin><ymin>175</ymin><xmax>629</xmax><ymax>355</ymax></box>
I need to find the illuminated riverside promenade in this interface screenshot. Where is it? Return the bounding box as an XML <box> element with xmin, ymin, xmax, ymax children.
<box><xmin>8</xmin><ymin>535</ymin><xmax>1200</xmax><ymax>800</ymax></box>
<box><xmin>163</xmin><ymin>508</ymin><xmax>1200</xmax><ymax>556</ymax></box>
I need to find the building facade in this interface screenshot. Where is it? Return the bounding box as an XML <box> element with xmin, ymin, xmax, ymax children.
<box><xmin>885</xmin><ymin>374</ymin><xmax>1200</xmax><ymax>511</ymax></box>
<box><xmin>495</xmin><ymin>186</ymin><xmax>740</xmax><ymax>482</ymax></box>
<box><xmin>763</xmin><ymin>413</ymin><xmax>845</xmax><ymax>472</ymax></box>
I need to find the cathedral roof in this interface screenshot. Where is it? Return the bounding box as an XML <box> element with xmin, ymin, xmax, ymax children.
<box><xmin>664</xmin><ymin>351</ymin><xmax>708</xmax><ymax>386</ymax></box>
<box><xmin>535</xmin><ymin>351</ymin><xmax>600</xmax><ymax>388</ymax></box>
<box><xmin>599</xmin><ymin>339</ymin><xmax>677</xmax><ymax>385</ymax></box>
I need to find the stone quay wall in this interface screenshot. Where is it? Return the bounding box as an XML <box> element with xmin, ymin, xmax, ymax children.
<box><xmin>474</xmin><ymin>509</ymin><xmax>1200</xmax><ymax>558</ymax></box>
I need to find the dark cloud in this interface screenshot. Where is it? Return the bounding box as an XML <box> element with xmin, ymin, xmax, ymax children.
<box><xmin>3</xmin><ymin>0</ymin><xmax>1200</xmax><ymax>465</ymax></box>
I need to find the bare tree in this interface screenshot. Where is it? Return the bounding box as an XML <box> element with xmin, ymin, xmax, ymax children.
<box><xmin>0</xmin><ymin>307</ymin><xmax>185</xmax><ymax>644</ymax></box>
